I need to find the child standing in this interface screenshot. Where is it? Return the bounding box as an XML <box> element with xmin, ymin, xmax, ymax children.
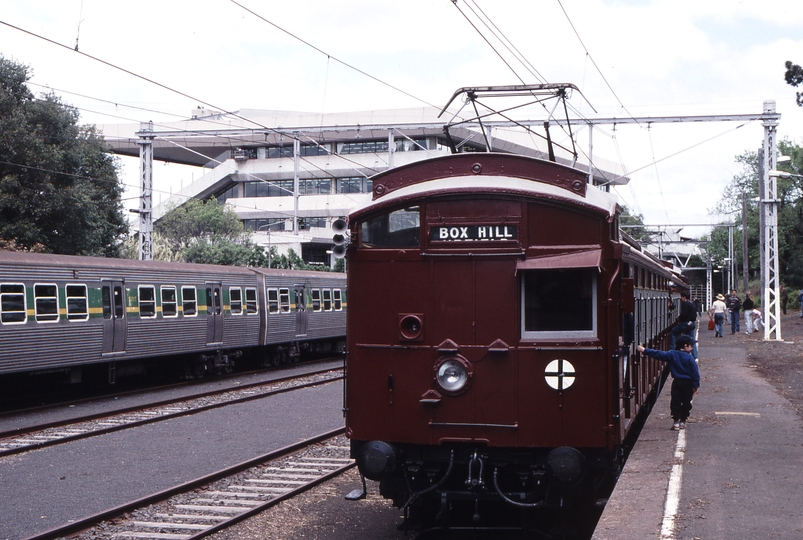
<box><xmin>637</xmin><ymin>335</ymin><xmax>700</xmax><ymax>430</ymax></box>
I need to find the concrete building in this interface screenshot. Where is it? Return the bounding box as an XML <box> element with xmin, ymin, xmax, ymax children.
<box><xmin>102</xmin><ymin>106</ymin><xmax>629</xmax><ymax>267</ymax></box>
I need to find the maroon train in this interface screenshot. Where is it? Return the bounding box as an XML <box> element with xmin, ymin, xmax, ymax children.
<box><xmin>343</xmin><ymin>153</ymin><xmax>685</xmax><ymax>535</ymax></box>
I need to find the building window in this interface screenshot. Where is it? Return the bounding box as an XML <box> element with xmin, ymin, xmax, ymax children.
<box><xmin>182</xmin><ymin>286</ymin><xmax>197</xmax><ymax>317</ymax></box>
<box><xmin>139</xmin><ymin>286</ymin><xmax>157</xmax><ymax>318</ymax></box>
<box><xmin>34</xmin><ymin>283</ymin><xmax>60</xmax><ymax>322</ymax></box>
<box><xmin>0</xmin><ymin>283</ymin><xmax>27</xmax><ymax>324</ymax></box>
<box><xmin>66</xmin><ymin>284</ymin><xmax>89</xmax><ymax>321</ymax></box>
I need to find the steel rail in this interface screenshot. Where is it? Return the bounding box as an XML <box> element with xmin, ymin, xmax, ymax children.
<box><xmin>21</xmin><ymin>427</ymin><xmax>348</xmax><ymax>540</ymax></box>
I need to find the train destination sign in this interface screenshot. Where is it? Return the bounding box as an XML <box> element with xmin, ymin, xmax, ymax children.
<box><xmin>430</xmin><ymin>225</ymin><xmax>517</xmax><ymax>241</ymax></box>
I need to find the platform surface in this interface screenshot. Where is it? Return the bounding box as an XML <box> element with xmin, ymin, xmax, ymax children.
<box><xmin>592</xmin><ymin>325</ymin><xmax>803</xmax><ymax>539</ymax></box>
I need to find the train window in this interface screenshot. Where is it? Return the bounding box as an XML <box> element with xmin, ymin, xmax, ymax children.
<box><xmin>0</xmin><ymin>283</ymin><xmax>27</xmax><ymax>324</ymax></box>
<box><xmin>102</xmin><ymin>286</ymin><xmax>111</xmax><ymax>319</ymax></box>
<box><xmin>311</xmin><ymin>289</ymin><xmax>322</xmax><ymax>312</ymax></box>
<box><xmin>245</xmin><ymin>287</ymin><xmax>259</xmax><ymax>315</ymax></box>
<box><xmin>139</xmin><ymin>286</ymin><xmax>157</xmax><ymax>318</ymax></box>
<box><xmin>360</xmin><ymin>206</ymin><xmax>420</xmax><ymax>247</ymax></box>
<box><xmin>323</xmin><ymin>289</ymin><xmax>332</xmax><ymax>311</ymax></box>
<box><xmin>161</xmin><ymin>287</ymin><xmax>178</xmax><ymax>318</ymax></box>
<box><xmin>230</xmin><ymin>287</ymin><xmax>243</xmax><ymax>315</ymax></box>
<box><xmin>279</xmin><ymin>288</ymin><xmax>290</xmax><ymax>313</ymax></box>
<box><xmin>521</xmin><ymin>269</ymin><xmax>597</xmax><ymax>340</ymax></box>
<box><xmin>66</xmin><ymin>284</ymin><xmax>89</xmax><ymax>321</ymax></box>
<box><xmin>34</xmin><ymin>284</ymin><xmax>60</xmax><ymax>323</ymax></box>
<box><xmin>245</xmin><ymin>288</ymin><xmax>258</xmax><ymax>314</ymax></box>
<box><xmin>182</xmin><ymin>286</ymin><xmax>197</xmax><ymax>317</ymax></box>
<box><xmin>333</xmin><ymin>289</ymin><xmax>342</xmax><ymax>311</ymax></box>
<box><xmin>267</xmin><ymin>288</ymin><xmax>280</xmax><ymax>314</ymax></box>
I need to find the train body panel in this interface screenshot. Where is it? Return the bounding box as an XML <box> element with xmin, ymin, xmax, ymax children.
<box><xmin>0</xmin><ymin>252</ymin><xmax>345</xmax><ymax>378</ymax></box>
<box><xmin>343</xmin><ymin>153</ymin><xmax>684</xmax><ymax>531</ymax></box>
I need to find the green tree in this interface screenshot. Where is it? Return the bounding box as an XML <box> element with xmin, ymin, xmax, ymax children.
<box><xmin>707</xmin><ymin>141</ymin><xmax>803</xmax><ymax>288</ymax></box>
<box><xmin>785</xmin><ymin>61</ymin><xmax>803</xmax><ymax>107</ymax></box>
<box><xmin>0</xmin><ymin>56</ymin><xmax>127</xmax><ymax>255</ymax></box>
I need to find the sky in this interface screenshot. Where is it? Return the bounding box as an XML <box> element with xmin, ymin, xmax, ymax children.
<box><xmin>1</xmin><ymin>0</ymin><xmax>802</xmax><ymax>242</ymax></box>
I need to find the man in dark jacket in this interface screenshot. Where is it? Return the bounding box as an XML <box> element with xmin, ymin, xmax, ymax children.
<box><xmin>638</xmin><ymin>335</ymin><xmax>700</xmax><ymax>430</ymax></box>
<box><xmin>727</xmin><ymin>289</ymin><xmax>741</xmax><ymax>334</ymax></box>
<box><xmin>671</xmin><ymin>292</ymin><xmax>698</xmax><ymax>359</ymax></box>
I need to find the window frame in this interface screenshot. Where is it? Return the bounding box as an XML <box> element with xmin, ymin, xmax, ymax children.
<box><xmin>66</xmin><ymin>284</ymin><xmax>89</xmax><ymax>321</ymax></box>
<box><xmin>267</xmin><ymin>288</ymin><xmax>280</xmax><ymax>314</ymax></box>
<box><xmin>322</xmin><ymin>289</ymin><xmax>332</xmax><ymax>311</ymax></box>
<box><xmin>245</xmin><ymin>287</ymin><xmax>258</xmax><ymax>314</ymax></box>
<box><xmin>520</xmin><ymin>269</ymin><xmax>598</xmax><ymax>340</ymax></box>
<box><xmin>138</xmin><ymin>285</ymin><xmax>157</xmax><ymax>319</ymax></box>
<box><xmin>0</xmin><ymin>283</ymin><xmax>28</xmax><ymax>325</ymax></box>
<box><xmin>161</xmin><ymin>286</ymin><xmax>178</xmax><ymax>318</ymax></box>
<box><xmin>182</xmin><ymin>286</ymin><xmax>198</xmax><ymax>317</ymax></box>
<box><xmin>279</xmin><ymin>288</ymin><xmax>291</xmax><ymax>313</ymax></box>
<box><xmin>34</xmin><ymin>283</ymin><xmax>60</xmax><ymax>323</ymax></box>
<box><xmin>333</xmin><ymin>289</ymin><xmax>342</xmax><ymax>311</ymax></box>
<box><xmin>311</xmin><ymin>289</ymin><xmax>322</xmax><ymax>312</ymax></box>
<box><xmin>229</xmin><ymin>287</ymin><xmax>243</xmax><ymax>315</ymax></box>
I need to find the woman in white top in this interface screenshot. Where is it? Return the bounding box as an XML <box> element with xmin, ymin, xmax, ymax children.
<box><xmin>709</xmin><ymin>294</ymin><xmax>728</xmax><ymax>337</ymax></box>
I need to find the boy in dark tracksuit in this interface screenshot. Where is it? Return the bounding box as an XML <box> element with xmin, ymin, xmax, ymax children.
<box><xmin>637</xmin><ymin>335</ymin><xmax>700</xmax><ymax>430</ymax></box>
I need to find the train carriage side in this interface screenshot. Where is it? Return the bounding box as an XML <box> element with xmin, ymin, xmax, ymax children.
<box><xmin>343</xmin><ymin>153</ymin><xmax>678</xmax><ymax>527</ymax></box>
<box><xmin>253</xmin><ymin>268</ymin><xmax>346</xmax><ymax>363</ymax></box>
<box><xmin>0</xmin><ymin>252</ymin><xmax>262</xmax><ymax>379</ymax></box>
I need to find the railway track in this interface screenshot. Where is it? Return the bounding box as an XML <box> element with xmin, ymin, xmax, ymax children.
<box><xmin>0</xmin><ymin>367</ymin><xmax>343</xmax><ymax>458</ymax></box>
<box><xmin>23</xmin><ymin>429</ymin><xmax>353</xmax><ymax>540</ymax></box>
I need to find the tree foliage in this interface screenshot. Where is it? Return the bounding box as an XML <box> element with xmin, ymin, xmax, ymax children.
<box><xmin>706</xmin><ymin>140</ymin><xmax>803</xmax><ymax>288</ymax></box>
<box><xmin>151</xmin><ymin>197</ymin><xmax>335</xmax><ymax>271</ymax></box>
<box><xmin>785</xmin><ymin>60</ymin><xmax>803</xmax><ymax>107</ymax></box>
<box><xmin>0</xmin><ymin>56</ymin><xmax>127</xmax><ymax>255</ymax></box>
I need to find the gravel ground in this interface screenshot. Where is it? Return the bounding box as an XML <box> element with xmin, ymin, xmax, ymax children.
<box><xmin>738</xmin><ymin>312</ymin><xmax>803</xmax><ymax>417</ymax></box>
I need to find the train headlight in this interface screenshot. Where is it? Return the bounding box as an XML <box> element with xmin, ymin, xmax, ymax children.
<box><xmin>435</xmin><ymin>356</ymin><xmax>472</xmax><ymax>394</ymax></box>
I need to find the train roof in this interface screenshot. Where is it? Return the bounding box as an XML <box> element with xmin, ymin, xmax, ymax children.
<box><xmin>353</xmin><ymin>154</ymin><xmax>619</xmax><ymax>221</ymax></box>
<box><xmin>0</xmin><ymin>251</ymin><xmax>343</xmax><ymax>280</ymax></box>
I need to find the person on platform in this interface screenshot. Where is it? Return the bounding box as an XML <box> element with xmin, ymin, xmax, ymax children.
<box><xmin>710</xmin><ymin>294</ymin><xmax>728</xmax><ymax>337</ymax></box>
<box><xmin>751</xmin><ymin>309</ymin><xmax>764</xmax><ymax>333</ymax></box>
<box><xmin>671</xmin><ymin>292</ymin><xmax>698</xmax><ymax>359</ymax></box>
<box><xmin>637</xmin><ymin>335</ymin><xmax>700</xmax><ymax>430</ymax></box>
<box><xmin>727</xmin><ymin>289</ymin><xmax>742</xmax><ymax>334</ymax></box>
<box><xmin>742</xmin><ymin>293</ymin><xmax>755</xmax><ymax>334</ymax></box>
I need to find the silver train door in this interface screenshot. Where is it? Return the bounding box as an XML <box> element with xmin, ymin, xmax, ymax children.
<box><xmin>294</xmin><ymin>284</ymin><xmax>307</xmax><ymax>337</ymax></box>
<box><xmin>206</xmin><ymin>282</ymin><xmax>223</xmax><ymax>344</ymax></box>
<box><xmin>101</xmin><ymin>280</ymin><xmax>127</xmax><ymax>354</ymax></box>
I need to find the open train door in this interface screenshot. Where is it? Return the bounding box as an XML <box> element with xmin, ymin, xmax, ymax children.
<box><xmin>101</xmin><ymin>280</ymin><xmax>127</xmax><ymax>354</ymax></box>
<box><xmin>205</xmin><ymin>282</ymin><xmax>223</xmax><ymax>344</ymax></box>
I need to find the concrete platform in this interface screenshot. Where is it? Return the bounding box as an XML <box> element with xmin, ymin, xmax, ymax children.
<box><xmin>592</xmin><ymin>326</ymin><xmax>803</xmax><ymax>539</ymax></box>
